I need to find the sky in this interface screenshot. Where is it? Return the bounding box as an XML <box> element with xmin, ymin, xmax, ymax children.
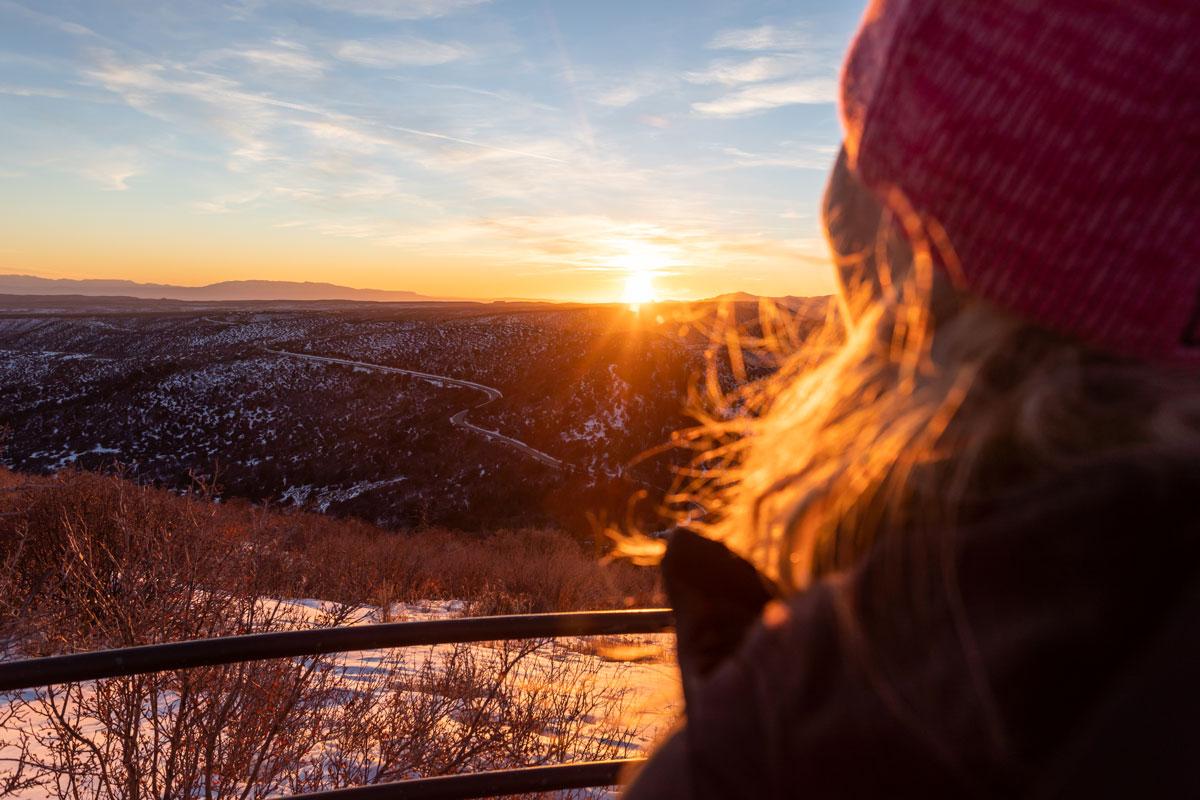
<box><xmin>0</xmin><ymin>0</ymin><xmax>867</xmax><ymax>302</ymax></box>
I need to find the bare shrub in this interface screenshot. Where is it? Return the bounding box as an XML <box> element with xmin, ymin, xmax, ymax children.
<box><xmin>0</xmin><ymin>468</ymin><xmax>660</xmax><ymax>621</ymax></box>
<box><xmin>282</xmin><ymin>526</ymin><xmax>660</xmax><ymax>614</ymax></box>
<box><xmin>289</xmin><ymin>640</ymin><xmax>634</xmax><ymax>795</ymax></box>
<box><xmin>0</xmin><ymin>468</ymin><xmax>654</xmax><ymax>798</ymax></box>
<box><xmin>8</xmin><ymin>642</ymin><xmax>631</xmax><ymax>799</ymax></box>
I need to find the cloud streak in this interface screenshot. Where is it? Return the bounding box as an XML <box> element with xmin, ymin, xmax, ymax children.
<box><xmin>334</xmin><ymin>36</ymin><xmax>474</xmax><ymax>68</ymax></box>
<box><xmin>236</xmin><ymin>42</ymin><xmax>328</xmax><ymax>77</ymax></box>
<box><xmin>684</xmin><ymin>55</ymin><xmax>801</xmax><ymax>86</ymax></box>
<box><xmin>687</xmin><ymin>20</ymin><xmax>839</xmax><ymax>117</ymax></box>
<box><xmin>0</xmin><ymin>0</ymin><xmax>100</xmax><ymax>38</ymax></box>
<box><xmin>0</xmin><ymin>84</ymin><xmax>71</xmax><ymax>98</ymax></box>
<box><xmin>708</xmin><ymin>23</ymin><xmax>813</xmax><ymax>52</ymax></box>
<box><xmin>297</xmin><ymin>0</ymin><xmax>491</xmax><ymax>20</ymax></box>
<box><xmin>693</xmin><ymin>78</ymin><xmax>837</xmax><ymax>117</ymax></box>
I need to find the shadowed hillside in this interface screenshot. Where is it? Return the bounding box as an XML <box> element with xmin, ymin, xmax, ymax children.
<box><xmin>0</xmin><ymin>297</ymin><xmax>831</xmax><ymax>536</ymax></box>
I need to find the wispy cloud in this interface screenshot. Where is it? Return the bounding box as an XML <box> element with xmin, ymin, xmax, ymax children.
<box><xmin>76</xmin><ymin>147</ymin><xmax>142</xmax><ymax>190</ymax></box>
<box><xmin>334</xmin><ymin>36</ymin><xmax>473</xmax><ymax>68</ymax></box>
<box><xmin>301</xmin><ymin>120</ymin><xmax>389</xmax><ymax>154</ymax></box>
<box><xmin>705</xmin><ymin>144</ymin><xmax>837</xmax><ymax>171</ymax></box>
<box><xmin>689</xmin><ymin>20</ymin><xmax>837</xmax><ymax>117</ymax></box>
<box><xmin>86</xmin><ymin>46</ymin><xmax>565</xmax><ymax>165</ymax></box>
<box><xmin>591</xmin><ymin>74</ymin><xmax>672</xmax><ymax>108</ymax></box>
<box><xmin>380</xmin><ymin>122</ymin><xmax>569</xmax><ymax>163</ymax></box>
<box><xmin>593</xmin><ymin>83</ymin><xmax>649</xmax><ymax>108</ymax></box>
<box><xmin>0</xmin><ymin>0</ymin><xmax>99</xmax><ymax>38</ymax></box>
<box><xmin>298</xmin><ymin>0</ymin><xmax>490</xmax><ymax>20</ymax></box>
<box><xmin>0</xmin><ymin>84</ymin><xmax>71</xmax><ymax>99</ymax></box>
<box><xmin>194</xmin><ymin>189</ymin><xmax>265</xmax><ymax>214</ymax></box>
<box><xmin>419</xmin><ymin>82</ymin><xmax>560</xmax><ymax>114</ymax></box>
<box><xmin>693</xmin><ymin>78</ymin><xmax>836</xmax><ymax>117</ymax></box>
<box><xmin>708</xmin><ymin>23</ymin><xmax>812</xmax><ymax>52</ymax></box>
<box><xmin>201</xmin><ymin>39</ymin><xmax>328</xmax><ymax>78</ymax></box>
<box><xmin>684</xmin><ymin>55</ymin><xmax>802</xmax><ymax>86</ymax></box>
<box><xmin>237</xmin><ymin>41</ymin><xmax>328</xmax><ymax>77</ymax></box>
<box><xmin>80</xmin><ymin>42</ymin><xmax>575</xmax><ymax>230</ymax></box>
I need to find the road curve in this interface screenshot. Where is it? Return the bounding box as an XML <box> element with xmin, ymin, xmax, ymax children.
<box><xmin>266</xmin><ymin>349</ymin><xmax>564</xmax><ymax>470</ymax></box>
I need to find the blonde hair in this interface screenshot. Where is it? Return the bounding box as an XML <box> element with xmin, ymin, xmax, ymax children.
<box><xmin>668</xmin><ymin>219</ymin><xmax>1200</xmax><ymax>596</ymax></box>
<box><xmin>612</xmin><ymin>176</ymin><xmax>1200</xmax><ymax>766</ymax></box>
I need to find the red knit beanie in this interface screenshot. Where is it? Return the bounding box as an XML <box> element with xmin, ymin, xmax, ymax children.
<box><xmin>840</xmin><ymin>0</ymin><xmax>1200</xmax><ymax>363</ymax></box>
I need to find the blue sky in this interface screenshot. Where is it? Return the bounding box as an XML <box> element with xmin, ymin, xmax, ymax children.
<box><xmin>0</xmin><ymin>0</ymin><xmax>867</xmax><ymax>301</ymax></box>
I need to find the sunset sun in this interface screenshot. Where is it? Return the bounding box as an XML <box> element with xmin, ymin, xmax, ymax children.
<box><xmin>621</xmin><ymin>271</ymin><xmax>657</xmax><ymax>310</ymax></box>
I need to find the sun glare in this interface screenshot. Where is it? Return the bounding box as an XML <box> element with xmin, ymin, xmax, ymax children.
<box><xmin>622</xmin><ymin>271</ymin><xmax>657</xmax><ymax>311</ymax></box>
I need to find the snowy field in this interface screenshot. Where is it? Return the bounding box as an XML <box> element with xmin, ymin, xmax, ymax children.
<box><xmin>0</xmin><ymin>598</ymin><xmax>680</xmax><ymax>798</ymax></box>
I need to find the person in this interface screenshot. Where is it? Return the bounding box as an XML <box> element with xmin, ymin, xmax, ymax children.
<box><xmin>624</xmin><ymin>0</ymin><xmax>1200</xmax><ymax>796</ymax></box>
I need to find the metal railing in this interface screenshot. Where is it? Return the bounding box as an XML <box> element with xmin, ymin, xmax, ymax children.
<box><xmin>288</xmin><ymin>760</ymin><xmax>646</xmax><ymax>799</ymax></box>
<box><xmin>0</xmin><ymin>609</ymin><xmax>674</xmax><ymax>798</ymax></box>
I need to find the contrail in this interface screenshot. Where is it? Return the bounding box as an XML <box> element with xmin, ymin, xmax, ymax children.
<box><xmin>541</xmin><ymin>2</ymin><xmax>597</xmax><ymax>155</ymax></box>
<box><xmin>172</xmin><ymin>81</ymin><xmax>570</xmax><ymax>166</ymax></box>
<box><xmin>382</xmin><ymin>122</ymin><xmax>569</xmax><ymax>164</ymax></box>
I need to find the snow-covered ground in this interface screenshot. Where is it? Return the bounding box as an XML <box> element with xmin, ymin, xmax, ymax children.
<box><xmin>0</xmin><ymin>598</ymin><xmax>680</xmax><ymax>798</ymax></box>
<box><xmin>283</xmin><ymin>598</ymin><xmax>680</xmax><ymax>756</ymax></box>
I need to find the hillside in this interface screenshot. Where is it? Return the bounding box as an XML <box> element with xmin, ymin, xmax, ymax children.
<box><xmin>0</xmin><ymin>297</ymin><xmax>829</xmax><ymax>535</ymax></box>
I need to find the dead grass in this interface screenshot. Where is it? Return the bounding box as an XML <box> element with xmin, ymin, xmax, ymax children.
<box><xmin>0</xmin><ymin>466</ymin><xmax>661</xmax><ymax>628</ymax></box>
<box><xmin>0</xmin><ymin>466</ymin><xmax>664</xmax><ymax>799</ymax></box>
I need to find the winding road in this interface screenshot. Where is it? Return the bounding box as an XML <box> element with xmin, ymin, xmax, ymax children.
<box><xmin>265</xmin><ymin>349</ymin><xmax>565</xmax><ymax>470</ymax></box>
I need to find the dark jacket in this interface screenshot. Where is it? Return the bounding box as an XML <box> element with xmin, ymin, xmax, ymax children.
<box><xmin>626</xmin><ymin>455</ymin><xmax>1200</xmax><ymax>798</ymax></box>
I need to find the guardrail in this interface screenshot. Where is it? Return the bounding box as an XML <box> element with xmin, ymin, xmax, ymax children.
<box><xmin>0</xmin><ymin>608</ymin><xmax>675</xmax><ymax>798</ymax></box>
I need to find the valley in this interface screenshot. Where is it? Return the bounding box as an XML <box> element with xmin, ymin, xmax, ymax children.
<box><xmin>0</xmin><ymin>297</ymin><xmax>824</xmax><ymax>535</ymax></box>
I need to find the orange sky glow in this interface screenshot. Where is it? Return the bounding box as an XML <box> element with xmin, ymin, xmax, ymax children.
<box><xmin>0</xmin><ymin>1</ymin><xmax>861</xmax><ymax>302</ymax></box>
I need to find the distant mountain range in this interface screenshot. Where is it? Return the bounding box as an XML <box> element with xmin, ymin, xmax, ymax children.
<box><xmin>0</xmin><ymin>275</ymin><xmax>458</xmax><ymax>303</ymax></box>
<box><xmin>0</xmin><ymin>274</ymin><xmax>830</xmax><ymax>310</ymax></box>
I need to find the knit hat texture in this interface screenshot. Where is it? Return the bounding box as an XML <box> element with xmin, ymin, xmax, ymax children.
<box><xmin>841</xmin><ymin>0</ymin><xmax>1200</xmax><ymax>362</ymax></box>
